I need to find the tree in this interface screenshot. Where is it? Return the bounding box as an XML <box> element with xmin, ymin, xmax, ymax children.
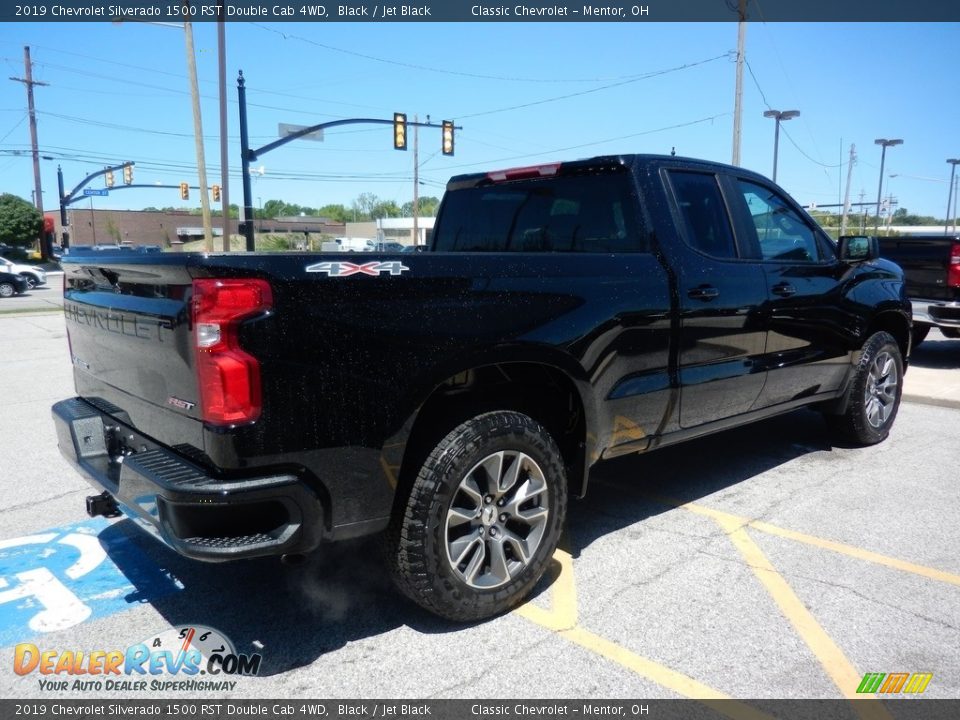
<box><xmin>0</xmin><ymin>193</ymin><xmax>43</xmax><ymax>248</ymax></box>
<box><xmin>317</xmin><ymin>204</ymin><xmax>350</xmax><ymax>223</ymax></box>
<box><xmin>351</xmin><ymin>192</ymin><xmax>380</xmax><ymax>221</ymax></box>
<box><xmin>370</xmin><ymin>200</ymin><xmax>401</xmax><ymax>219</ymax></box>
<box><xmin>401</xmin><ymin>196</ymin><xmax>440</xmax><ymax>217</ymax></box>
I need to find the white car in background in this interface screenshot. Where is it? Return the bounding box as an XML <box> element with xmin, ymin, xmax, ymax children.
<box><xmin>0</xmin><ymin>256</ymin><xmax>46</xmax><ymax>288</ymax></box>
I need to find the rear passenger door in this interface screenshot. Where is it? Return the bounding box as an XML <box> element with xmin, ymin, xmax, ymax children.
<box><xmin>665</xmin><ymin>170</ymin><xmax>768</xmax><ymax>428</ymax></box>
<box><xmin>728</xmin><ymin>178</ymin><xmax>851</xmax><ymax>407</ymax></box>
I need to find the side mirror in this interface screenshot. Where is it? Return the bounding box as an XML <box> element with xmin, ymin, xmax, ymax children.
<box><xmin>838</xmin><ymin>235</ymin><xmax>879</xmax><ymax>263</ymax></box>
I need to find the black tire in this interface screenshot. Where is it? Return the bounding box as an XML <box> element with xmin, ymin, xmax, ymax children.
<box><xmin>911</xmin><ymin>324</ymin><xmax>931</xmax><ymax>348</ymax></box>
<box><xmin>20</xmin><ymin>273</ymin><xmax>37</xmax><ymax>289</ymax></box>
<box><xmin>0</xmin><ymin>282</ymin><xmax>15</xmax><ymax>298</ymax></box>
<box><xmin>826</xmin><ymin>331</ymin><xmax>903</xmax><ymax>445</ymax></box>
<box><xmin>386</xmin><ymin>410</ymin><xmax>567</xmax><ymax>622</ymax></box>
<box><xmin>941</xmin><ymin>327</ymin><xmax>960</xmax><ymax>339</ymax></box>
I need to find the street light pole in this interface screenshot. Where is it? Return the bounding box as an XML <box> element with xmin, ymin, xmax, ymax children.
<box><xmin>874</xmin><ymin>138</ymin><xmax>903</xmax><ymax>234</ymax></box>
<box><xmin>762</xmin><ymin>109</ymin><xmax>799</xmax><ymax>183</ymax></box>
<box><xmin>946</xmin><ymin>159</ymin><xmax>959</xmax><ymax>236</ymax></box>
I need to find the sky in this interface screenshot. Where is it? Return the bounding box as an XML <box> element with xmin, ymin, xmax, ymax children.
<box><xmin>1</xmin><ymin>20</ymin><xmax>958</xmax><ymax>220</ymax></box>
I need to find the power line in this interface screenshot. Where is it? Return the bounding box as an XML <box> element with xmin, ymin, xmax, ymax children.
<box><xmin>744</xmin><ymin>57</ymin><xmax>841</xmax><ymax>169</ymax></box>
<box><xmin>435</xmin><ymin>112</ymin><xmax>732</xmax><ymax>172</ymax></box>
<box><xmin>250</xmin><ymin>24</ymin><xmax>704</xmax><ymax>84</ymax></box>
<box><xmin>458</xmin><ymin>53</ymin><xmax>731</xmax><ymax>120</ymax></box>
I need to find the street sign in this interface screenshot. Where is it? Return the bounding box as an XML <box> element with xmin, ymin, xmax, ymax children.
<box><xmin>83</xmin><ymin>189</ymin><xmax>108</xmax><ymax>197</ymax></box>
<box><xmin>279</xmin><ymin>123</ymin><xmax>323</xmax><ymax>141</ymax></box>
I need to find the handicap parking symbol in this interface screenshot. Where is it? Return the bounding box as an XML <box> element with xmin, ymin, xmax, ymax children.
<box><xmin>0</xmin><ymin>518</ymin><xmax>182</xmax><ymax>647</ymax></box>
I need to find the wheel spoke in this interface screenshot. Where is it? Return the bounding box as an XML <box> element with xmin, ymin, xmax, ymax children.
<box><xmin>478</xmin><ymin>452</ymin><xmax>504</xmax><ymax>496</ymax></box>
<box><xmin>487</xmin><ymin>536</ymin><xmax>511</xmax><ymax>584</ymax></box>
<box><xmin>460</xmin><ymin>475</ymin><xmax>484</xmax><ymax>504</ymax></box>
<box><xmin>461</xmin><ymin>539</ymin><xmax>487</xmax><ymax>584</ymax></box>
<box><xmin>502</xmin><ymin>530</ymin><xmax>532</xmax><ymax>565</ymax></box>
<box><xmin>447</xmin><ymin>506</ymin><xmax>477</xmax><ymax>527</ymax></box>
<box><xmin>499</xmin><ymin>454</ymin><xmax>523</xmax><ymax>494</ymax></box>
<box><xmin>449</xmin><ymin>531</ymin><xmax>483</xmax><ymax>567</ymax></box>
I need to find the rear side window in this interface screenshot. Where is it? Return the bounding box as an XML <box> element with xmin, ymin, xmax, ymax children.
<box><xmin>668</xmin><ymin>171</ymin><xmax>737</xmax><ymax>259</ymax></box>
<box><xmin>432</xmin><ymin>174</ymin><xmax>646</xmax><ymax>253</ymax></box>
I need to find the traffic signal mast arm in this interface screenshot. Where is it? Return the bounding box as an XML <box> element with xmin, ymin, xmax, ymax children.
<box><xmin>61</xmin><ymin>162</ymin><xmax>134</xmax><ymax>207</ymax></box>
<box><xmin>246</xmin><ymin>117</ymin><xmax>461</xmax><ymax>161</ymax></box>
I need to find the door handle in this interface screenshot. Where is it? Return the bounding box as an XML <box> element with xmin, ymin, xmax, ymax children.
<box><xmin>771</xmin><ymin>283</ymin><xmax>797</xmax><ymax>297</ymax></box>
<box><xmin>687</xmin><ymin>285</ymin><xmax>719</xmax><ymax>301</ymax></box>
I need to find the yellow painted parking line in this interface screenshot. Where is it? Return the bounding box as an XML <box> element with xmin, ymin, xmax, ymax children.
<box><xmin>515</xmin><ymin>550</ymin><xmax>775</xmax><ymax>719</ymax></box>
<box><xmin>562</xmin><ymin>626</ymin><xmax>775</xmax><ymax>720</ymax></box>
<box><xmin>513</xmin><ymin>549</ymin><xmax>578</xmax><ymax>631</ymax></box>
<box><xmin>678</xmin><ymin>504</ymin><xmax>893</xmax><ymax>720</ymax></box>
<box><xmin>748</xmin><ymin>519</ymin><xmax>960</xmax><ymax>587</ymax></box>
<box><xmin>379</xmin><ymin>455</ymin><xmax>399</xmax><ymax>489</ymax></box>
<box><xmin>668</xmin><ymin>499</ymin><xmax>960</xmax><ymax>587</ymax></box>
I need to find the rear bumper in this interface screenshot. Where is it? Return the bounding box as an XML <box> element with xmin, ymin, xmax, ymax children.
<box><xmin>913</xmin><ymin>298</ymin><xmax>960</xmax><ymax>328</ymax></box>
<box><xmin>52</xmin><ymin>397</ymin><xmax>325</xmax><ymax>561</ymax></box>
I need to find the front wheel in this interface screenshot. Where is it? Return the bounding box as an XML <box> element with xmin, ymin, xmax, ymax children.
<box><xmin>386</xmin><ymin>411</ymin><xmax>567</xmax><ymax>622</ymax></box>
<box><xmin>826</xmin><ymin>331</ymin><xmax>903</xmax><ymax>445</ymax></box>
<box><xmin>0</xmin><ymin>282</ymin><xmax>15</xmax><ymax>298</ymax></box>
<box><xmin>20</xmin><ymin>273</ymin><xmax>38</xmax><ymax>289</ymax></box>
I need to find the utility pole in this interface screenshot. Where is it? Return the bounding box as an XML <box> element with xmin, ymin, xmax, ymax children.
<box><xmin>183</xmin><ymin>10</ymin><xmax>214</xmax><ymax>250</ymax></box>
<box><xmin>858</xmin><ymin>190</ymin><xmax>867</xmax><ymax>233</ymax></box>
<box><xmin>946</xmin><ymin>159</ymin><xmax>959</xmax><ymax>236</ymax></box>
<box><xmin>10</xmin><ymin>46</ymin><xmax>49</xmax><ymax>258</ymax></box>
<box><xmin>217</xmin><ymin>8</ymin><xmax>230</xmax><ymax>251</ymax></box>
<box><xmin>840</xmin><ymin>144</ymin><xmax>856</xmax><ymax>236</ymax></box>
<box><xmin>731</xmin><ymin>0</ymin><xmax>747</xmax><ymax>166</ymax></box>
<box><xmin>412</xmin><ymin>114</ymin><xmax>420</xmax><ymax>247</ymax></box>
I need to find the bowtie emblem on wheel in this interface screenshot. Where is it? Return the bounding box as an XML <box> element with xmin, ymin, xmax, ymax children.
<box><xmin>305</xmin><ymin>261</ymin><xmax>409</xmax><ymax>277</ymax></box>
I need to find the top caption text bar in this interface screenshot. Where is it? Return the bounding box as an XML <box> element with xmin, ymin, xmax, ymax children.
<box><xmin>5</xmin><ymin>0</ymin><xmax>960</xmax><ymax>23</ymax></box>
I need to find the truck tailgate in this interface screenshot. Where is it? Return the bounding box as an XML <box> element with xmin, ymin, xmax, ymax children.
<box><xmin>63</xmin><ymin>260</ymin><xmax>203</xmax><ymax>440</ymax></box>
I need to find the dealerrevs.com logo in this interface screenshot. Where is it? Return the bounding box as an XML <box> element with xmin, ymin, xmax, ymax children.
<box><xmin>13</xmin><ymin>625</ymin><xmax>262</xmax><ymax>692</ymax></box>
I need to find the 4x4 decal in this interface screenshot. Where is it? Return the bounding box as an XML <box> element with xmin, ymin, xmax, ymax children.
<box><xmin>305</xmin><ymin>260</ymin><xmax>409</xmax><ymax>277</ymax></box>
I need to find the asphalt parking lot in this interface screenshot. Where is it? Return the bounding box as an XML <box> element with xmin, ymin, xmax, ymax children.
<box><xmin>1</xmin><ymin>302</ymin><xmax>958</xmax><ymax>711</ymax></box>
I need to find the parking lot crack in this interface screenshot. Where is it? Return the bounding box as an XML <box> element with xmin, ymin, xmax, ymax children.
<box><xmin>0</xmin><ymin>487</ymin><xmax>87</xmax><ymax>515</ymax></box>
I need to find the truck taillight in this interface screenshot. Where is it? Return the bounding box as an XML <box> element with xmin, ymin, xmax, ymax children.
<box><xmin>950</xmin><ymin>242</ymin><xmax>960</xmax><ymax>288</ymax></box>
<box><xmin>192</xmin><ymin>278</ymin><xmax>272</xmax><ymax>426</ymax></box>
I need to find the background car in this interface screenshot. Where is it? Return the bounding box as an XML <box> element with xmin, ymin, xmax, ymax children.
<box><xmin>0</xmin><ymin>271</ymin><xmax>29</xmax><ymax>298</ymax></box>
<box><xmin>374</xmin><ymin>241</ymin><xmax>406</xmax><ymax>252</ymax></box>
<box><xmin>0</xmin><ymin>256</ymin><xmax>46</xmax><ymax>288</ymax></box>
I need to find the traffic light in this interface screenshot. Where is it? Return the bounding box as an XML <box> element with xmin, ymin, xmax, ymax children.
<box><xmin>442</xmin><ymin>120</ymin><xmax>455</xmax><ymax>156</ymax></box>
<box><xmin>180</xmin><ymin>182</ymin><xmax>189</xmax><ymax>200</ymax></box>
<box><xmin>393</xmin><ymin>112</ymin><xmax>407</xmax><ymax>151</ymax></box>
<box><xmin>105</xmin><ymin>170</ymin><xmax>114</xmax><ymax>187</ymax></box>
<box><xmin>123</xmin><ymin>164</ymin><xmax>133</xmax><ymax>185</ymax></box>
<box><xmin>212</xmin><ymin>184</ymin><xmax>221</xmax><ymax>202</ymax></box>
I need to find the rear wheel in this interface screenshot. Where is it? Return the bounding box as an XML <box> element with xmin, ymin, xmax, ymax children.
<box><xmin>826</xmin><ymin>331</ymin><xmax>903</xmax><ymax>445</ymax></box>
<box><xmin>387</xmin><ymin>410</ymin><xmax>567</xmax><ymax>622</ymax></box>
<box><xmin>0</xmin><ymin>282</ymin><xmax>15</xmax><ymax>298</ymax></box>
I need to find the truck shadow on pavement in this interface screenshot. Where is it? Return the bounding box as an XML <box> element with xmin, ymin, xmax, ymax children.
<box><xmin>563</xmin><ymin>408</ymin><xmax>834</xmax><ymax>559</ymax></box>
<box><xmin>99</xmin><ymin>408</ymin><xmax>834</xmax><ymax>677</ymax></box>
<box><xmin>910</xmin><ymin>337</ymin><xmax>960</xmax><ymax>369</ymax></box>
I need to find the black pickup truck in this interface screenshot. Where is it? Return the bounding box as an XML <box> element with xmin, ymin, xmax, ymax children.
<box><xmin>878</xmin><ymin>234</ymin><xmax>960</xmax><ymax>345</ymax></box>
<box><xmin>53</xmin><ymin>155</ymin><xmax>911</xmax><ymax>621</ymax></box>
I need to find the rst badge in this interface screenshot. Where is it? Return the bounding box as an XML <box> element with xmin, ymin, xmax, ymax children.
<box><xmin>305</xmin><ymin>261</ymin><xmax>409</xmax><ymax>277</ymax></box>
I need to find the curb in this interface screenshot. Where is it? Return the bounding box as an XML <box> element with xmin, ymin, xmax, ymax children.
<box><xmin>902</xmin><ymin>394</ymin><xmax>960</xmax><ymax>411</ymax></box>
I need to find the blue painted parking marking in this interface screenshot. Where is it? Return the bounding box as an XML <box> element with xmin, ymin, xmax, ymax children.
<box><xmin>0</xmin><ymin>518</ymin><xmax>182</xmax><ymax>647</ymax></box>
